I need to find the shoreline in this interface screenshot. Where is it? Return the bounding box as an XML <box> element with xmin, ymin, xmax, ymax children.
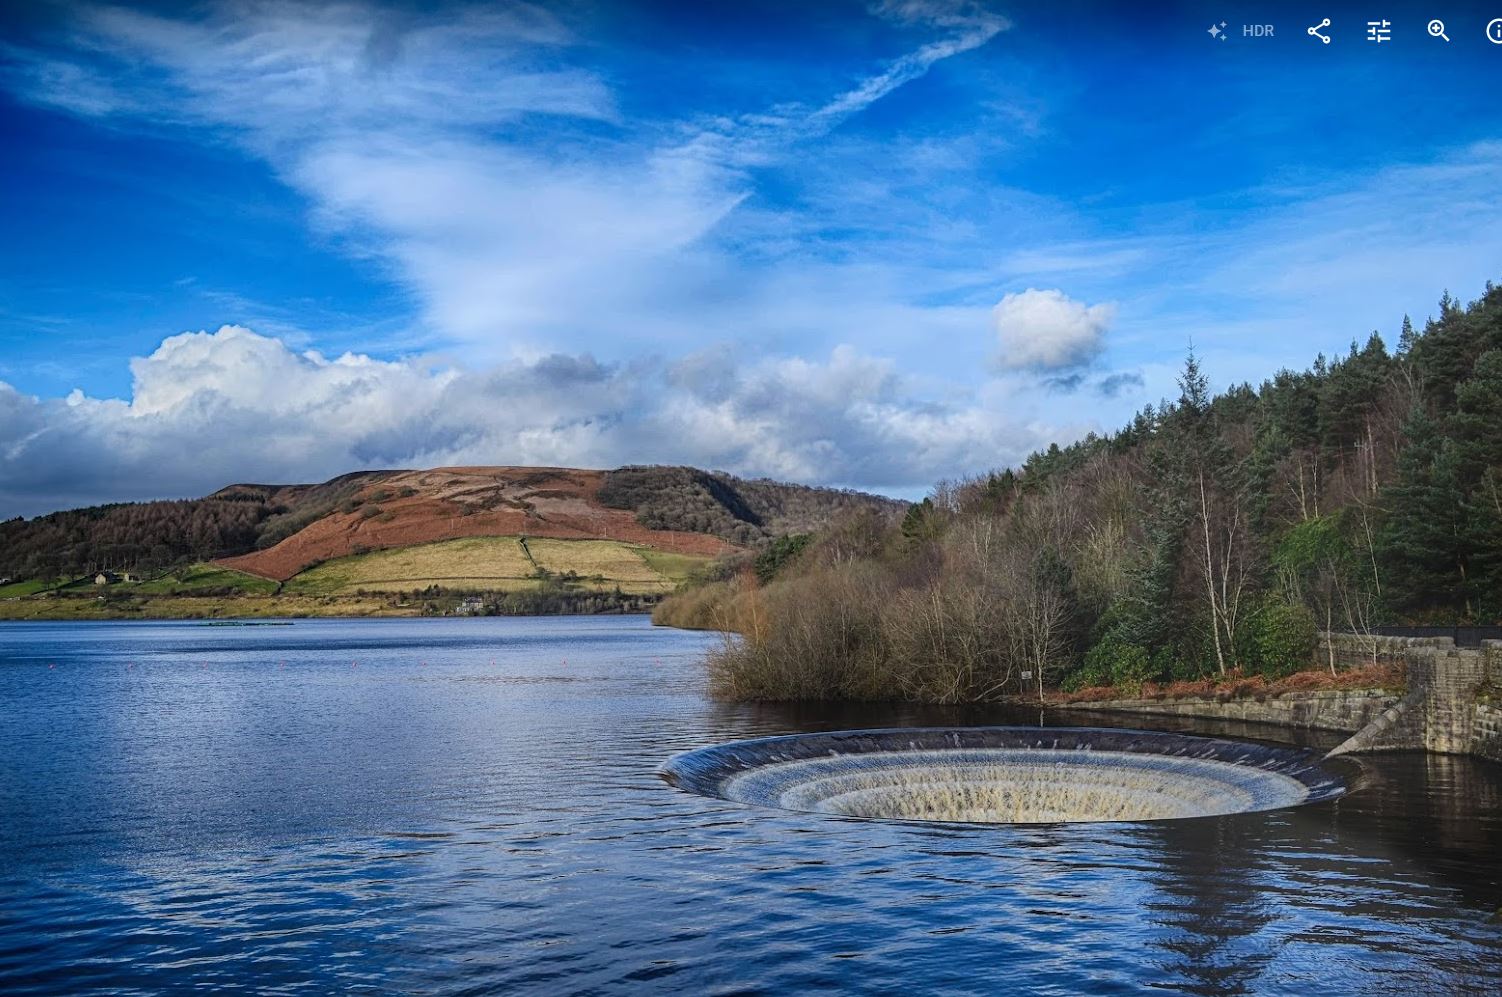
<box><xmin>0</xmin><ymin>592</ymin><xmax>665</xmax><ymax>621</ymax></box>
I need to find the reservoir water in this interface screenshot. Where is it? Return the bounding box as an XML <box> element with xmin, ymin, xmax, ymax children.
<box><xmin>2</xmin><ymin>616</ymin><xmax>1500</xmax><ymax>994</ymax></box>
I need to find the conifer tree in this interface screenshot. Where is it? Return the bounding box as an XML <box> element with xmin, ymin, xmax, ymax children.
<box><xmin>1397</xmin><ymin>315</ymin><xmax>1417</xmax><ymax>356</ymax></box>
<box><xmin>1452</xmin><ymin>350</ymin><xmax>1502</xmax><ymax>607</ymax></box>
<box><xmin>1380</xmin><ymin>410</ymin><xmax>1472</xmax><ymax>616</ymax></box>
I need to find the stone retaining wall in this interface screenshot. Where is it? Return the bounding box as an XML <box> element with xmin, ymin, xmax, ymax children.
<box><xmin>1317</xmin><ymin>631</ymin><xmax>1429</xmax><ymax>671</ymax></box>
<box><xmin>1474</xmin><ymin>703</ymin><xmax>1502</xmax><ymax>764</ymax></box>
<box><xmin>1066</xmin><ymin>635</ymin><xmax>1502</xmax><ymax>762</ymax></box>
<box><xmin>1059</xmin><ymin>689</ymin><xmax>1399</xmax><ymax>734</ymax></box>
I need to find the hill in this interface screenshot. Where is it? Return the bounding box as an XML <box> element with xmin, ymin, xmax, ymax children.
<box><xmin>213</xmin><ymin>466</ymin><xmax>743</xmax><ymax>582</ymax></box>
<box><xmin>0</xmin><ymin>464</ymin><xmax>903</xmax><ymax>591</ymax></box>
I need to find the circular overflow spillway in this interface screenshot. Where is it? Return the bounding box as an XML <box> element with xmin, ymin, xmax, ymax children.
<box><xmin>660</xmin><ymin>727</ymin><xmax>1348</xmax><ymax>824</ymax></box>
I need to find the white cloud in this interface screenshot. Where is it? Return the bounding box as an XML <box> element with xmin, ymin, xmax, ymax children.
<box><xmin>2</xmin><ymin>1</ymin><xmax>1012</xmax><ymax>362</ymax></box>
<box><xmin>0</xmin><ymin>327</ymin><xmax>1082</xmax><ymax>517</ymax></box>
<box><xmin>992</xmin><ymin>288</ymin><xmax>1115</xmax><ymax>370</ymax></box>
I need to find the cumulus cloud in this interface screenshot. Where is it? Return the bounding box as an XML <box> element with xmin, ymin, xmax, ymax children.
<box><xmin>0</xmin><ymin>327</ymin><xmax>1082</xmax><ymax>517</ymax></box>
<box><xmin>992</xmin><ymin>288</ymin><xmax>1116</xmax><ymax>371</ymax></box>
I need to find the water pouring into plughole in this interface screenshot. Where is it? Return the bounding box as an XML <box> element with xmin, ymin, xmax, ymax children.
<box><xmin>660</xmin><ymin>727</ymin><xmax>1349</xmax><ymax>824</ymax></box>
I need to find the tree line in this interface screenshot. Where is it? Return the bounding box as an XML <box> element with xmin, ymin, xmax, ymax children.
<box><xmin>598</xmin><ymin>465</ymin><xmax>905</xmax><ymax>545</ymax></box>
<box><xmin>0</xmin><ymin>475</ymin><xmax>387</xmax><ymax>583</ymax></box>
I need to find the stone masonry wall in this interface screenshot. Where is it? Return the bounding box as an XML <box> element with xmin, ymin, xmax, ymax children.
<box><xmin>1403</xmin><ymin>640</ymin><xmax>1484</xmax><ymax>754</ymax></box>
<box><xmin>1470</xmin><ymin>641</ymin><xmax>1502</xmax><ymax>763</ymax></box>
<box><xmin>1317</xmin><ymin>631</ymin><xmax>1427</xmax><ymax>671</ymax></box>
<box><xmin>1059</xmin><ymin>689</ymin><xmax>1399</xmax><ymax>735</ymax></box>
<box><xmin>1068</xmin><ymin>635</ymin><xmax>1502</xmax><ymax>762</ymax></box>
<box><xmin>1474</xmin><ymin>703</ymin><xmax>1502</xmax><ymax>763</ymax></box>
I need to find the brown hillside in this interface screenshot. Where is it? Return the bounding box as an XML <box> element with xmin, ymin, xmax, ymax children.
<box><xmin>215</xmin><ymin>467</ymin><xmax>737</xmax><ymax>581</ymax></box>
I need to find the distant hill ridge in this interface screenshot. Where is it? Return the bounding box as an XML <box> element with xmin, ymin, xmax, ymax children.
<box><xmin>0</xmin><ymin>465</ymin><xmax>904</xmax><ymax>584</ymax></box>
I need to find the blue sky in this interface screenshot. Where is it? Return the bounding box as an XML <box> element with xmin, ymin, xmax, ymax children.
<box><xmin>2</xmin><ymin>1</ymin><xmax>1502</xmax><ymax>516</ymax></box>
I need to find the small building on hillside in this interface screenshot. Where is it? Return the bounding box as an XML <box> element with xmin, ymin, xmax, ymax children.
<box><xmin>93</xmin><ymin>571</ymin><xmax>138</xmax><ymax>585</ymax></box>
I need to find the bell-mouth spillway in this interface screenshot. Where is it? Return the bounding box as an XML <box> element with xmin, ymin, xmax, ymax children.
<box><xmin>659</xmin><ymin>727</ymin><xmax>1348</xmax><ymax>825</ymax></box>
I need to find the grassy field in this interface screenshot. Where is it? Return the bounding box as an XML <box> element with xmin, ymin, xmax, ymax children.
<box><xmin>0</xmin><ymin>566</ymin><xmax>275</xmax><ymax>600</ymax></box>
<box><xmin>526</xmin><ymin>538</ymin><xmax>666</xmax><ymax>587</ymax></box>
<box><xmin>284</xmin><ymin>537</ymin><xmax>538</xmax><ymax>595</ymax></box>
<box><xmin>280</xmin><ymin>536</ymin><xmax>708</xmax><ymax>596</ymax></box>
<box><xmin>0</xmin><ymin>578</ymin><xmax>58</xmax><ymax>597</ymax></box>
<box><xmin>0</xmin><ymin>537</ymin><xmax>715</xmax><ymax>617</ymax></box>
<box><xmin>134</xmin><ymin>563</ymin><xmax>279</xmax><ymax>596</ymax></box>
<box><xmin>635</xmin><ymin>548</ymin><xmax>712</xmax><ymax>584</ymax></box>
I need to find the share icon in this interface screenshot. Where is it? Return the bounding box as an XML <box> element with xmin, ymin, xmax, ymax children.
<box><xmin>1307</xmin><ymin>18</ymin><xmax>1331</xmax><ymax>44</ymax></box>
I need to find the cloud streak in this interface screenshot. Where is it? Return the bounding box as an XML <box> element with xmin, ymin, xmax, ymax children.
<box><xmin>2</xmin><ymin>1</ymin><xmax>1013</xmax><ymax>362</ymax></box>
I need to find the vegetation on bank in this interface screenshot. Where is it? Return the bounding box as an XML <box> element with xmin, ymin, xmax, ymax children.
<box><xmin>655</xmin><ymin>282</ymin><xmax>1502</xmax><ymax>702</ymax></box>
<box><xmin>0</xmin><ymin>593</ymin><xmax>405</xmax><ymax>620</ymax></box>
<box><xmin>0</xmin><ymin>583</ymin><xmax>662</xmax><ymax>621</ymax></box>
<box><xmin>1052</xmin><ymin>661</ymin><xmax>1406</xmax><ymax>704</ymax></box>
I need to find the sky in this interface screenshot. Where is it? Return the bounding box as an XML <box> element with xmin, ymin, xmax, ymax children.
<box><xmin>2</xmin><ymin>0</ymin><xmax>1501</xmax><ymax>517</ymax></box>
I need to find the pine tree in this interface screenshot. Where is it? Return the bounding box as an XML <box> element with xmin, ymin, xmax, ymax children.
<box><xmin>1451</xmin><ymin>349</ymin><xmax>1502</xmax><ymax>479</ymax></box>
<box><xmin>1397</xmin><ymin>315</ymin><xmax>1417</xmax><ymax>356</ymax></box>
<box><xmin>1380</xmin><ymin>409</ymin><xmax>1472</xmax><ymax>616</ymax></box>
<box><xmin>1452</xmin><ymin>350</ymin><xmax>1502</xmax><ymax>609</ymax></box>
<box><xmin>900</xmin><ymin>498</ymin><xmax>937</xmax><ymax>544</ymax></box>
<box><xmin>1465</xmin><ymin>468</ymin><xmax>1502</xmax><ymax>617</ymax></box>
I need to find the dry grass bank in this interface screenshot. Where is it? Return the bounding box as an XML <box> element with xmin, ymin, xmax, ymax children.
<box><xmin>1052</xmin><ymin>661</ymin><xmax>1406</xmax><ymax>703</ymax></box>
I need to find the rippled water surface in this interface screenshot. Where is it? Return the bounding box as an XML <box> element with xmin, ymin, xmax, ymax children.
<box><xmin>2</xmin><ymin>617</ymin><xmax>1500</xmax><ymax>995</ymax></box>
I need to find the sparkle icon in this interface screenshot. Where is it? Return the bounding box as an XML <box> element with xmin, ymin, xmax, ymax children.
<box><xmin>1208</xmin><ymin>21</ymin><xmax>1228</xmax><ymax>41</ymax></box>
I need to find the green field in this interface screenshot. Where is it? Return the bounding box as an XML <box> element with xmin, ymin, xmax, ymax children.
<box><xmin>0</xmin><ymin>537</ymin><xmax>715</xmax><ymax>617</ymax></box>
<box><xmin>134</xmin><ymin>563</ymin><xmax>279</xmax><ymax>596</ymax></box>
<box><xmin>0</xmin><ymin>578</ymin><xmax>57</xmax><ymax>598</ymax></box>
<box><xmin>635</xmin><ymin>548</ymin><xmax>710</xmax><ymax>584</ymax></box>
<box><xmin>1</xmin><ymin>566</ymin><xmax>274</xmax><ymax>599</ymax></box>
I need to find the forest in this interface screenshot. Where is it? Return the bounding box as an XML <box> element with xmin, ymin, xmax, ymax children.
<box><xmin>655</xmin><ymin>283</ymin><xmax>1502</xmax><ymax>702</ymax></box>
<box><xmin>598</xmin><ymin>465</ymin><xmax>905</xmax><ymax>545</ymax></box>
<box><xmin>0</xmin><ymin>474</ymin><xmax>388</xmax><ymax>582</ymax></box>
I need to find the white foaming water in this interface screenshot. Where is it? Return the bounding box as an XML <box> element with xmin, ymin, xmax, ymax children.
<box><xmin>722</xmin><ymin>748</ymin><xmax>1310</xmax><ymax>823</ymax></box>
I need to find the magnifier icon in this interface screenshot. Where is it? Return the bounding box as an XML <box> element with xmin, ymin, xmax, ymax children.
<box><xmin>1428</xmin><ymin>18</ymin><xmax>1450</xmax><ymax>41</ymax></box>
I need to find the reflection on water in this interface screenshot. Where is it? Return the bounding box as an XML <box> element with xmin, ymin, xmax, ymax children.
<box><xmin>1</xmin><ymin>617</ymin><xmax>1499</xmax><ymax>994</ymax></box>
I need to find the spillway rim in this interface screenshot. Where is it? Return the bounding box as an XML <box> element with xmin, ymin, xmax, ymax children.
<box><xmin>659</xmin><ymin>725</ymin><xmax>1348</xmax><ymax>826</ymax></box>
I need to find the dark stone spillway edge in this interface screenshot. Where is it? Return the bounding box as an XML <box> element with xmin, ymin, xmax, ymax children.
<box><xmin>659</xmin><ymin>726</ymin><xmax>1348</xmax><ymax>824</ymax></box>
